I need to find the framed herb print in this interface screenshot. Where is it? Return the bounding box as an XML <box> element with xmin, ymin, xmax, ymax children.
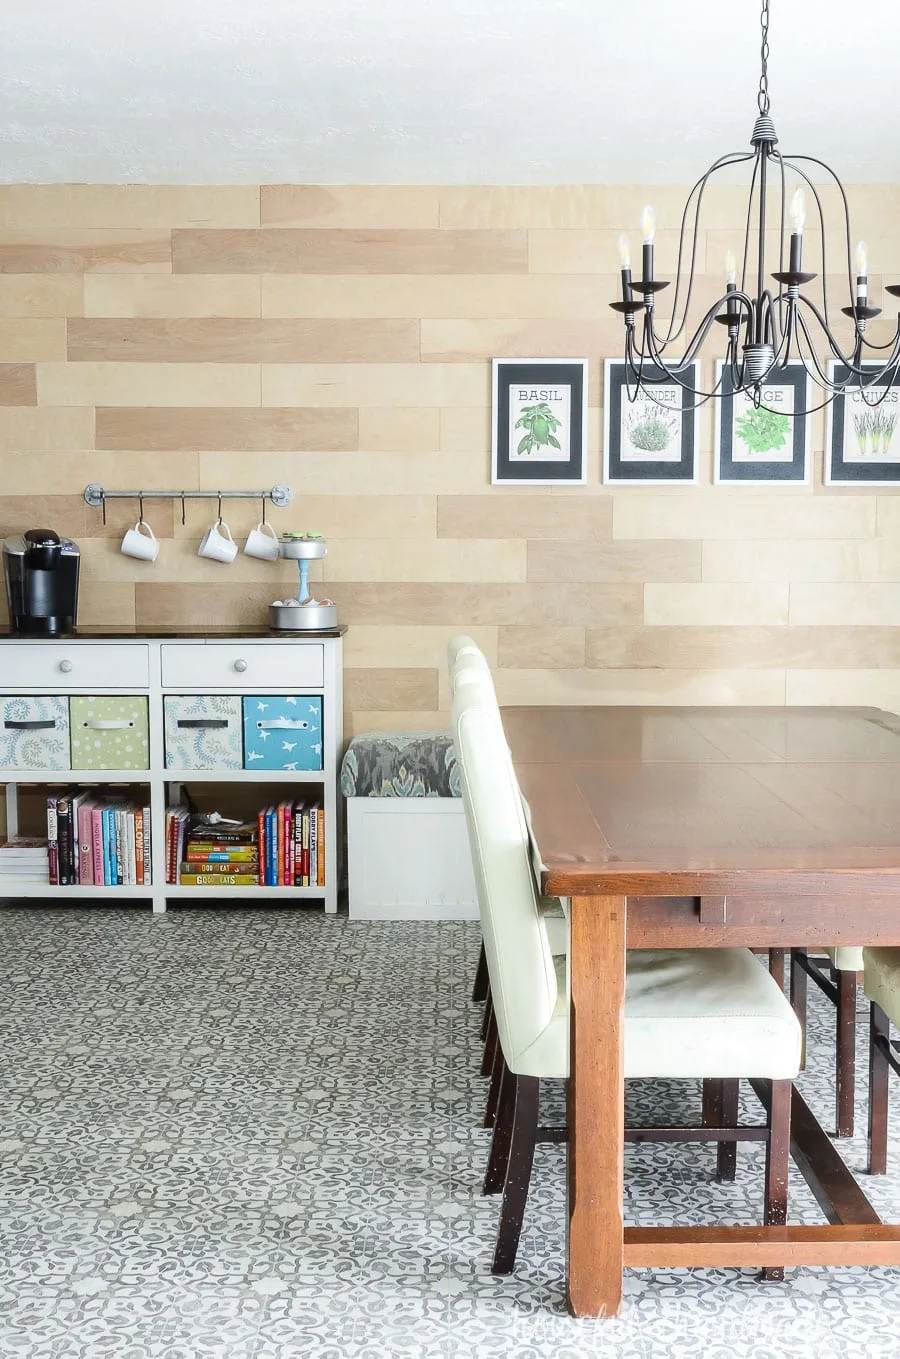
<box><xmin>825</xmin><ymin>362</ymin><xmax>900</xmax><ymax>485</ymax></box>
<box><xmin>491</xmin><ymin>358</ymin><xmax>587</xmax><ymax>485</ymax></box>
<box><xmin>603</xmin><ymin>360</ymin><xmax>698</xmax><ymax>484</ymax></box>
<box><xmin>714</xmin><ymin>361</ymin><xmax>810</xmax><ymax>484</ymax></box>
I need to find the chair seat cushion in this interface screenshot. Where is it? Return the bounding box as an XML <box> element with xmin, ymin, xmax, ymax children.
<box><xmin>825</xmin><ymin>946</ymin><xmax>865</xmax><ymax>973</ymax></box>
<box><xmin>340</xmin><ymin>731</ymin><xmax>459</xmax><ymax>798</ymax></box>
<box><xmin>863</xmin><ymin>947</ymin><xmax>900</xmax><ymax>1024</ymax></box>
<box><xmin>516</xmin><ymin>948</ymin><xmax>802</xmax><ymax>1082</ymax></box>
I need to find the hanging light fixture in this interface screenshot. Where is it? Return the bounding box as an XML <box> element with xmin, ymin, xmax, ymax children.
<box><xmin>610</xmin><ymin>0</ymin><xmax>900</xmax><ymax>411</ymax></box>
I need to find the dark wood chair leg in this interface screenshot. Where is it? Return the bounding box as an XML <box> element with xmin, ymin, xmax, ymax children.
<box><xmin>835</xmin><ymin>968</ymin><xmax>858</xmax><ymax>1138</ymax></box>
<box><xmin>480</xmin><ymin>993</ymin><xmax>493</xmax><ymax>1043</ymax></box>
<box><xmin>790</xmin><ymin>949</ymin><xmax>808</xmax><ymax>1070</ymax></box>
<box><xmin>483</xmin><ymin>1061</ymin><xmax>516</xmax><ymax>1195</ymax></box>
<box><xmin>481</xmin><ymin>1009</ymin><xmax>499</xmax><ymax>1081</ymax></box>
<box><xmin>701</xmin><ymin>1077</ymin><xmax>722</xmax><ymax>1130</ymax></box>
<box><xmin>484</xmin><ymin>1041</ymin><xmax>506</xmax><ymax>1129</ymax></box>
<box><xmin>760</xmin><ymin>1078</ymin><xmax>791</xmax><ymax>1283</ymax></box>
<box><xmin>716</xmin><ymin>1079</ymin><xmax>740</xmax><ymax>1183</ymax></box>
<box><xmin>480</xmin><ymin>1005</ymin><xmax>496</xmax><ymax>1075</ymax></box>
<box><xmin>868</xmin><ymin>1001</ymin><xmax>890</xmax><ymax>1175</ymax></box>
<box><xmin>472</xmin><ymin>939</ymin><xmax>489</xmax><ymax>1003</ymax></box>
<box><xmin>768</xmin><ymin>949</ymin><xmax>786</xmax><ymax>989</ymax></box>
<box><xmin>492</xmin><ymin>1074</ymin><xmax>541</xmax><ymax>1275</ymax></box>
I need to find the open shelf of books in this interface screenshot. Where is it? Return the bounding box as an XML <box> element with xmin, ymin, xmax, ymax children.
<box><xmin>164</xmin><ymin>801</ymin><xmax>325</xmax><ymax>889</ymax></box>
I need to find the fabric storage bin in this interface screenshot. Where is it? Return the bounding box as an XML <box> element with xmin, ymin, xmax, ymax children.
<box><xmin>0</xmin><ymin>695</ymin><xmax>70</xmax><ymax>770</ymax></box>
<box><xmin>341</xmin><ymin>731</ymin><xmax>477</xmax><ymax>921</ymax></box>
<box><xmin>164</xmin><ymin>694</ymin><xmax>242</xmax><ymax>770</ymax></box>
<box><xmin>242</xmin><ymin>695</ymin><xmax>322</xmax><ymax>771</ymax></box>
<box><xmin>69</xmin><ymin>695</ymin><xmax>150</xmax><ymax>770</ymax></box>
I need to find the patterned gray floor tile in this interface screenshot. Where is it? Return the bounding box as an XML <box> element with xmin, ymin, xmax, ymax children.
<box><xmin>1</xmin><ymin>908</ymin><xmax>900</xmax><ymax>1357</ymax></box>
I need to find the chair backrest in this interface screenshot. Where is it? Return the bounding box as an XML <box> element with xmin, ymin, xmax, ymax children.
<box><xmin>452</xmin><ymin>682</ymin><xmax>559</xmax><ymax>1072</ymax></box>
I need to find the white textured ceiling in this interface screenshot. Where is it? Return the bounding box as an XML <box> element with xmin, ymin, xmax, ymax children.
<box><xmin>2</xmin><ymin>0</ymin><xmax>899</xmax><ymax>184</ymax></box>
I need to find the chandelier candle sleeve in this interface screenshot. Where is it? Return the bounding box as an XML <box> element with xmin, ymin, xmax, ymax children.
<box><xmin>856</xmin><ymin>241</ymin><xmax>869</xmax><ymax>304</ymax></box>
<box><xmin>618</xmin><ymin>234</ymin><xmax>633</xmax><ymax>304</ymax></box>
<box><xmin>641</xmin><ymin>205</ymin><xmax>656</xmax><ymax>285</ymax></box>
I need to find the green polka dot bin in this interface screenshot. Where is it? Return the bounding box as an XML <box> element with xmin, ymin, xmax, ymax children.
<box><xmin>69</xmin><ymin>696</ymin><xmax>150</xmax><ymax>771</ymax></box>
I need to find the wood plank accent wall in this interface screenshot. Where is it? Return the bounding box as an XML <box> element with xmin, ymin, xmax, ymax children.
<box><xmin>2</xmin><ymin>183</ymin><xmax>900</xmax><ymax>736</ymax></box>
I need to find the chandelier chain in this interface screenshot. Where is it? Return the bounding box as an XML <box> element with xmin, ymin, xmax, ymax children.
<box><xmin>758</xmin><ymin>0</ymin><xmax>770</xmax><ymax>115</ymax></box>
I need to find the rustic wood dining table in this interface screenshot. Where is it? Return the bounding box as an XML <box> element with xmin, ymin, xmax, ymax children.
<box><xmin>503</xmin><ymin>704</ymin><xmax>900</xmax><ymax>1319</ymax></box>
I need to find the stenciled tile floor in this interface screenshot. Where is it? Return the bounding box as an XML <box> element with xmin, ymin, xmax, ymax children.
<box><xmin>1</xmin><ymin>909</ymin><xmax>900</xmax><ymax>1357</ymax></box>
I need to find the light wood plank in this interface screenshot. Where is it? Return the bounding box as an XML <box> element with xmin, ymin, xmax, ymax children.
<box><xmin>96</xmin><ymin>407</ymin><xmax>358</xmax><ymax>453</ymax></box>
<box><xmin>68</xmin><ymin>318</ymin><xmax>419</xmax><ymax>364</ymax></box>
<box><xmin>173</xmin><ymin>228</ymin><xmax>528</xmax><ymax>275</ymax></box>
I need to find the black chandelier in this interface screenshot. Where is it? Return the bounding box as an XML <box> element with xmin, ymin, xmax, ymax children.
<box><xmin>610</xmin><ymin>0</ymin><xmax>900</xmax><ymax>412</ymax></box>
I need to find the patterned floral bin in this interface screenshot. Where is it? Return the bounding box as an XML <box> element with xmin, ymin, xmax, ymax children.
<box><xmin>0</xmin><ymin>695</ymin><xmax>70</xmax><ymax>770</ymax></box>
<box><xmin>164</xmin><ymin>695</ymin><xmax>242</xmax><ymax>770</ymax></box>
<box><xmin>69</xmin><ymin>696</ymin><xmax>150</xmax><ymax>770</ymax></box>
<box><xmin>242</xmin><ymin>696</ymin><xmax>323</xmax><ymax>771</ymax></box>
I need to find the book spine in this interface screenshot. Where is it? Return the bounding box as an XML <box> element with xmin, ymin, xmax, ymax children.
<box><xmin>309</xmin><ymin>804</ymin><xmax>317</xmax><ymax>889</ymax></box>
<box><xmin>142</xmin><ymin>805</ymin><xmax>151</xmax><ymax>886</ymax></box>
<box><xmin>302</xmin><ymin>808</ymin><xmax>310</xmax><ymax>887</ymax></box>
<box><xmin>180</xmin><ymin>872</ymin><xmax>258</xmax><ymax>887</ymax></box>
<box><xmin>289</xmin><ymin>805</ymin><xmax>296</xmax><ymax>885</ymax></box>
<box><xmin>78</xmin><ymin>800</ymin><xmax>94</xmax><ymax>885</ymax></box>
<box><xmin>102</xmin><ymin>808</ymin><xmax>112</xmax><ymax>885</ymax></box>
<box><xmin>294</xmin><ymin>805</ymin><xmax>302</xmax><ymax>886</ymax></box>
<box><xmin>276</xmin><ymin>803</ymin><xmax>284</xmax><ymax>887</ymax></box>
<box><xmin>134</xmin><ymin>809</ymin><xmax>144</xmax><ymax>885</ymax></box>
<box><xmin>184</xmin><ymin>850</ymin><xmax>258</xmax><ymax>862</ymax></box>
<box><xmin>266</xmin><ymin>807</ymin><xmax>276</xmax><ymax>886</ymax></box>
<box><xmin>166</xmin><ymin>811</ymin><xmax>175</xmax><ymax>884</ymax></box>
<box><xmin>179</xmin><ymin>860</ymin><xmax>259</xmax><ymax>875</ymax></box>
<box><xmin>47</xmin><ymin>797</ymin><xmax>59</xmax><ymax>886</ymax></box>
<box><xmin>257</xmin><ymin>807</ymin><xmax>265</xmax><ymax>886</ymax></box>
<box><xmin>284</xmin><ymin>802</ymin><xmax>292</xmax><ymax>886</ymax></box>
<box><xmin>317</xmin><ymin>807</ymin><xmax>325</xmax><ymax>886</ymax></box>
<box><xmin>108</xmin><ymin>807</ymin><xmax>118</xmax><ymax>885</ymax></box>
<box><xmin>57</xmin><ymin>796</ymin><xmax>71</xmax><ymax>885</ymax></box>
<box><xmin>127</xmin><ymin>810</ymin><xmax>136</xmax><ymax>886</ymax></box>
<box><xmin>91</xmin><ymin>806</ymin><xmax>104</xmax><ymax>884</ymax></box>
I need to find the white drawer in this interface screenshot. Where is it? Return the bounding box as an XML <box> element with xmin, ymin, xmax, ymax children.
<box><xmin>161</xmin><ymin>642</ymin><xmax>325</xmax><ymax>689</ymax></box>
<box><xmin>1</xmin><ymin>643</ymin><xmax>150</xmax><ymax>689</ymax></box>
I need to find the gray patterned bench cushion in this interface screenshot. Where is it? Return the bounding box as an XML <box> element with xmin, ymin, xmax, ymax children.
<box><xmin>340</xmin><ymin>731</ymin><xmax>460</xmax><ymax>798</ymax></box>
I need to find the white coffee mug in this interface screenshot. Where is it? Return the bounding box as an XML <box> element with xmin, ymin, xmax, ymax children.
<box><xmin>244</xmin><ymin>521</ymin><xmax>280</xmax><ymax>561</ymax></box>
<box><xmin>121</xmin><ymin>519</ymin><xmax>160</xmax><ymax>562</ymax></box>
<box><xmin>198</xmin><ymin>520</ymin><xmax>238</xmax><ymax>564</ymax></box>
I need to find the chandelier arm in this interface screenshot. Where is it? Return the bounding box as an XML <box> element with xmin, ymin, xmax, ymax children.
<box><xmin>771</xmin><ymin>149</ymin><xmax>788</xmax><ymax>337</ymax></box>
<box><xmin>674</xmin><ymin>292</ymin><xmax>756</xmax><ymax>370</ymax></box>
<box><xmin>780</xmin><ymin>153</ymin><xmax>859</xmax><ymax>336</ymax></box>
<box><xmin>799</xmin><ymin>292</ymin><xmax>897</xmax><ymax>366</ymax></box>
<box><xmin>739</xmin><ymin>152</ymin><xmax>762</xmax><ymax>295</ymax></box>
<box><xmin>661</xmin><ymin>151</ymin><xmax>757</xmax><ymax>346</ymax></box>
<box><xmin>793</xmin><ymin>308</ymin><xmax>844</xmax><ymax>391</ymax></box>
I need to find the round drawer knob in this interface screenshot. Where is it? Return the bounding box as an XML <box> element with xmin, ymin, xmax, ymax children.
<box><xmin>59</xmin><ymin>659</ymin><xmax>73</xmax><ymax>674</ymax></box>
<box><xmin>233</xmin><ymin>659</ymin><xmax>248</xmax><ymax>673</ymax></box>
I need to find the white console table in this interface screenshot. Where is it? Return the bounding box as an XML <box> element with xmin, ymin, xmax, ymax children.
<box><xmin>0</xmin><ymin>627</ymin><xmax>344</xmax><ymax>913</ymax></box>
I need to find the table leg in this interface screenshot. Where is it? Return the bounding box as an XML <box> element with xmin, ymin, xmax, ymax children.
<box><xmin>567</xmin><ymin>893</ymin><xmax>627</xmax><ymax>1319</ymax></box>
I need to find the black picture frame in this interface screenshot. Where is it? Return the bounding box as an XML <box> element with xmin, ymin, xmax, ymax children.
<box><xmin>715</xmin><ymin>361</ymin><xmax>810</xmax><ymax>484</ymax></box>
<box><xmin>603</xmin><ymin>360</ymin><xmax>698</xmax><ymax>483</ymax></box>
<box><xmin>491</xmin><ymin>359</ymin><xmax>587</xmax><ymax>485</ymax></box>
<box><xmin>825</xmin><ymin>362</ymin><xmax>900</xmax><ymax>485</ymax></box>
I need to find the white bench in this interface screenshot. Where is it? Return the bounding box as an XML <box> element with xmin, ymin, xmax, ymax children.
<box><xmin>341</xmin><ymin>731</ymin><xmax>478</xmax><ymax>921</ymax></box>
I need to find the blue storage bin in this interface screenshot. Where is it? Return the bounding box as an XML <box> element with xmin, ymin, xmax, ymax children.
<box><xmin>242</xmin><ymin>695</ymin><xmax>323</xmax><ymax>771</ymax></box>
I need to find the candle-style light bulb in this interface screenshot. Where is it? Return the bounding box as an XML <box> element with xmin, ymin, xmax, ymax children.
<box><xmin>724</xmin><ymin>250</ymin><xmax>736</xmax><ymax>286</ymax></box>
<box><xmin>790</xmin><ymin>188</ymin><xmax>806</xmax><ymax>235</ymax></box>
<box><xmin>641</xmin><ymin>204</ymin><xmax>656</xmax><ymax>244</ymax></box>
<box><xmin>617</xmin><ymin>234</ymin><xmax>631</xmax><ymax>270</ymax></box>
<box><xmin>855</xmin><ymin>240</ymin><xmax>869</xmax><ymax>277</ymax></box>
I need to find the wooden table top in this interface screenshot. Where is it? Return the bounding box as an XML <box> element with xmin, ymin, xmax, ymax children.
<box><xmin>503</xmin><ymin>705</ymin><xmax>900</xmax><ymax>896</ymax></box>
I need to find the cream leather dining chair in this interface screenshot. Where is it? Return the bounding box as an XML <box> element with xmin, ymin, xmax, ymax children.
<box><xmin>453</xmin><ymin>679</ymin><xmax>802</xmax><ymax>1276</ymax></box>
<box><xmin>861</xmin><ymin>946</ymin><xmax>900</xmax><ymax>1174</ymax></box>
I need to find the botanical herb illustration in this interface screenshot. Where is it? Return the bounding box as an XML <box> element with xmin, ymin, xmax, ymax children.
<box><xmin>734</xmin><ymin>404</ymin><xmax>791</xmax><ymax>454</ymax></box>
<box><xmin>626</xmin><ymin>409</ymin><xmax>677</xmax><ymax>452</ymax></box>
<box><xmin>514</xmin><ymin>402</ymin><xmax>562</xmax><ymax>456</ymax></box>
<box><xmin>853</xmin><ymin>410</ymin><xmax>898</xmax><ymax>457</ymax></box>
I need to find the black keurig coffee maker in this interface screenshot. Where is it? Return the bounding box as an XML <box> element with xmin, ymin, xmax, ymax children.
<box><xmin>3</xmin><ymin>529</ymin><xmax>80</xmax><ymax>634</ymax></box>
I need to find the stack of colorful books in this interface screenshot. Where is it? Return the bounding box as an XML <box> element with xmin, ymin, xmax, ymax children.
<box><xmin>172</xmin><ymin>813</ymin><xmax>259</xmax><ymax>886</ymax></box>
<box><xmin>47</xmin><ymin>792</ymin><xmax>151</xmax><ymax>886</ymax></box>
<box><xmin>259</xmin><ymin>800</ymin><xmax>325</xmax><ymax>886</ymax></box>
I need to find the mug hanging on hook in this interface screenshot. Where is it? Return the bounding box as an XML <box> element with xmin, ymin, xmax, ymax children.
<box><xmin>244</xmin><ymin>492</ymin><xmax>280</xmax><ymax>561</ymax></box>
